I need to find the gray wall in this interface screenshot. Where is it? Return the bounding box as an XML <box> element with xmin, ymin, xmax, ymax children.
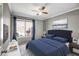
<box><xmin>2</xmin><ymin>3</ymin><xmax>11</xmax><ymax>50</ymax></box>
<box><xmin>0</xmin><ymin>11</ymin><xmax>1</xmax><ymax>41</ymax></box>
<box><xmin>10</xmin><ymin>16</ymin><xmax>13</xmax><ymax>41</ymax></box>
<box><xmin>44</xmin><ymin>9</ymin><xmax>79</xmax><ymax>33</ymax></box>
<box><xmin>35</xmin><ymin>20</ymin><xmax>43</xmax><ymax>39</ymax></box>
<box><xmin>0</xmin><ymin>5</ymin><xmax>2</xmax><ymax>46</ymax></box>
<box><xmin>3</xmin><ymin>3</ymin><xmax>11</xmax><ymax>40</ymax></box>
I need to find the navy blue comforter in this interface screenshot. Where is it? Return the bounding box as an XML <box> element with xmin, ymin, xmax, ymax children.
<box><xmin>27</xmin><ymin>38</ymin><xmax>69</xmax><ymax>56</ymax></box>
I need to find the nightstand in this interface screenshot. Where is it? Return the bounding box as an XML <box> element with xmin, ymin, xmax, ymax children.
<box><xmin>69</xmin><ymin>43</ymin><xmax>79</xmax><ymax>55</ymax></box>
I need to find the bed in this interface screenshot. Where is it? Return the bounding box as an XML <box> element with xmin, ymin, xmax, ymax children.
<box><xmin>26</xmin><ymin>30</ymin><xmax>72</xmax><ymax>56</ymax></box>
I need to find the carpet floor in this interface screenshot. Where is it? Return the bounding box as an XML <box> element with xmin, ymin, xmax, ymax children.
<box><xmin>19</xmin><ymin>44</ymin><xmax>35</xmax><ymax>56</ymax></box>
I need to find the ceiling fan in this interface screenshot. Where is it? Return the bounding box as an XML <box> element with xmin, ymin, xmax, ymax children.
<box><xmin>32</xmin><ymin>4</ymin><xmax>48</xmax><ymax>15</ymax></box>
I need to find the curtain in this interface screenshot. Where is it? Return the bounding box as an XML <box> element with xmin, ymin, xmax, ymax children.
<box><xmin>13</xmin><ymin>16</ymin><xmax>16</xmax><ymax>40</ymax></box>
<box><xmin>32</xmin><ymin>20</ymin><xmax>35</xmax><ymax>40</ymax></box>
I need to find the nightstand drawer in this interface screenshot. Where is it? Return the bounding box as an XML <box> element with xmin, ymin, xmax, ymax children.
<box><xmin>73</xmin><ymin>48</ymin><xmax>79</xmax><ymax>54</ymax></box>
<box><xmin>69</xmin><ymin>43</ymin><xmax>79</xmax><ymax>49</ymax></box>
<box><xmin>69</xmin><ymin>43</ymin><xmax>79</xmax><ymax>55</ymax></box>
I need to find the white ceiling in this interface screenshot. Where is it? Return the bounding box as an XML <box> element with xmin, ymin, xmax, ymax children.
<box><xmin>9</xmin><ymin>3</ymin><xmax>79</xmax><ymax>20</ymax></box>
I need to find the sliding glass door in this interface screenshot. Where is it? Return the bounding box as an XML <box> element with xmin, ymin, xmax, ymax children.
<box><xmin>16</xmin><ymin>19</ymin><xmax>32</xmax><ymax>38</ymax></box>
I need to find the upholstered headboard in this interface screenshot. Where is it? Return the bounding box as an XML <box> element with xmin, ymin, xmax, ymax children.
<box><xmin>48</xmin><ymin>30</ymin><xmax>72</xmax><ymax>43</ymax></box>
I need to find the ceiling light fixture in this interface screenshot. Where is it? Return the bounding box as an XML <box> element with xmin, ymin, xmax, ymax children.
<box><xmin>32</xmin><ymin>3</ymin><xmax>48</xmax><ymax>16</ymax></box>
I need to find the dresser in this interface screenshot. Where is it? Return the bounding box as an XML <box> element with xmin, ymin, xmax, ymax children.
<box><xmin>2</xmin><ymin>40</ymin><xmax>21</xmax><ymax>56</ymax></box>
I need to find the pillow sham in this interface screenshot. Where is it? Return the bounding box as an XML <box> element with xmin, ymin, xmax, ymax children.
<box><xmin>45</xmin><ymin>34</ymin><xmax>55</xmax><ymax>39</ymax></box>
<box><xmin>53</xmin><ymin>36</ymin><xmax>68</xmax><ymax>43</ymax></box>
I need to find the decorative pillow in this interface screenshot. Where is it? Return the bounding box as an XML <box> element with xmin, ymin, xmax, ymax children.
<box><xmin>45</xmin><ymin>34</ymin><xmax>55</xmax><ymax>39</ymax></box>
<box><xmin>53</xmin><ymin>36</ymin><xmax>68</xmax><ymax>43</ymax></box>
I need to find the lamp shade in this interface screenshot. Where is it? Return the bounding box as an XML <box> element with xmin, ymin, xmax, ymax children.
<box><xmin>72</xmin><ymin>32</ymin><xmax>79</xmax><ymax>39</ymax></box>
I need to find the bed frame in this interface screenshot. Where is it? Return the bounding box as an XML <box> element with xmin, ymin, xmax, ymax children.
<box><xmin>27</xmin><ymin>30</ymin><xmax>73</xmax><ymax>55</ymax></box>
<box><xmin>48</xmin><ymin>30</ymin><xmax>73</xmax><ymax>43</ymax></box>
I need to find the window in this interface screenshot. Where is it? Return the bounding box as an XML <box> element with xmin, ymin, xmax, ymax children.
<box><xmin>16</xmin><ymin>19</ymin><xmax>32</xmax><ymax>37</ymax></box>
<box><xmin>16</xmin><ymin>20</ymin><xmax>25</xmax><ymax>37</ymax></box>
<box><xmin>53</xmin><ymin>18</ymin><xmax>68</xmax><ymax>29</ymax></box>
<box><xmin>25</xmin><ymin>21</ymin><xmax>33</xmax><ymax>36</ymax></box>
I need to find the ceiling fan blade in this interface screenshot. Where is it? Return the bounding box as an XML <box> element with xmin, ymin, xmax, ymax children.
<box><xmin>42</xmin><ymin>12</ymin><xmax>48</xmax><ymax>14</ymax></box>
<box><xmin>41</xmin><ymin>6</ymin><xmax>46</xmax><ymax>10</ymax></box>
<box><xmin>39</xmin><ymin>3</ymin><xmax>48</xmax><ymax>10</ymax></box>
<box><xmin>39</xmin><ymin>6</ymin><xmax>46</xmax><ymax>10</ymax></box>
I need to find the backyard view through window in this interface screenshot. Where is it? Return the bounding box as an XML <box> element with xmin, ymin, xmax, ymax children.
<box><xmin>16</xmin><ymin>19</ymin><xmax>33</xmax><ymax>37</ymax></box>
